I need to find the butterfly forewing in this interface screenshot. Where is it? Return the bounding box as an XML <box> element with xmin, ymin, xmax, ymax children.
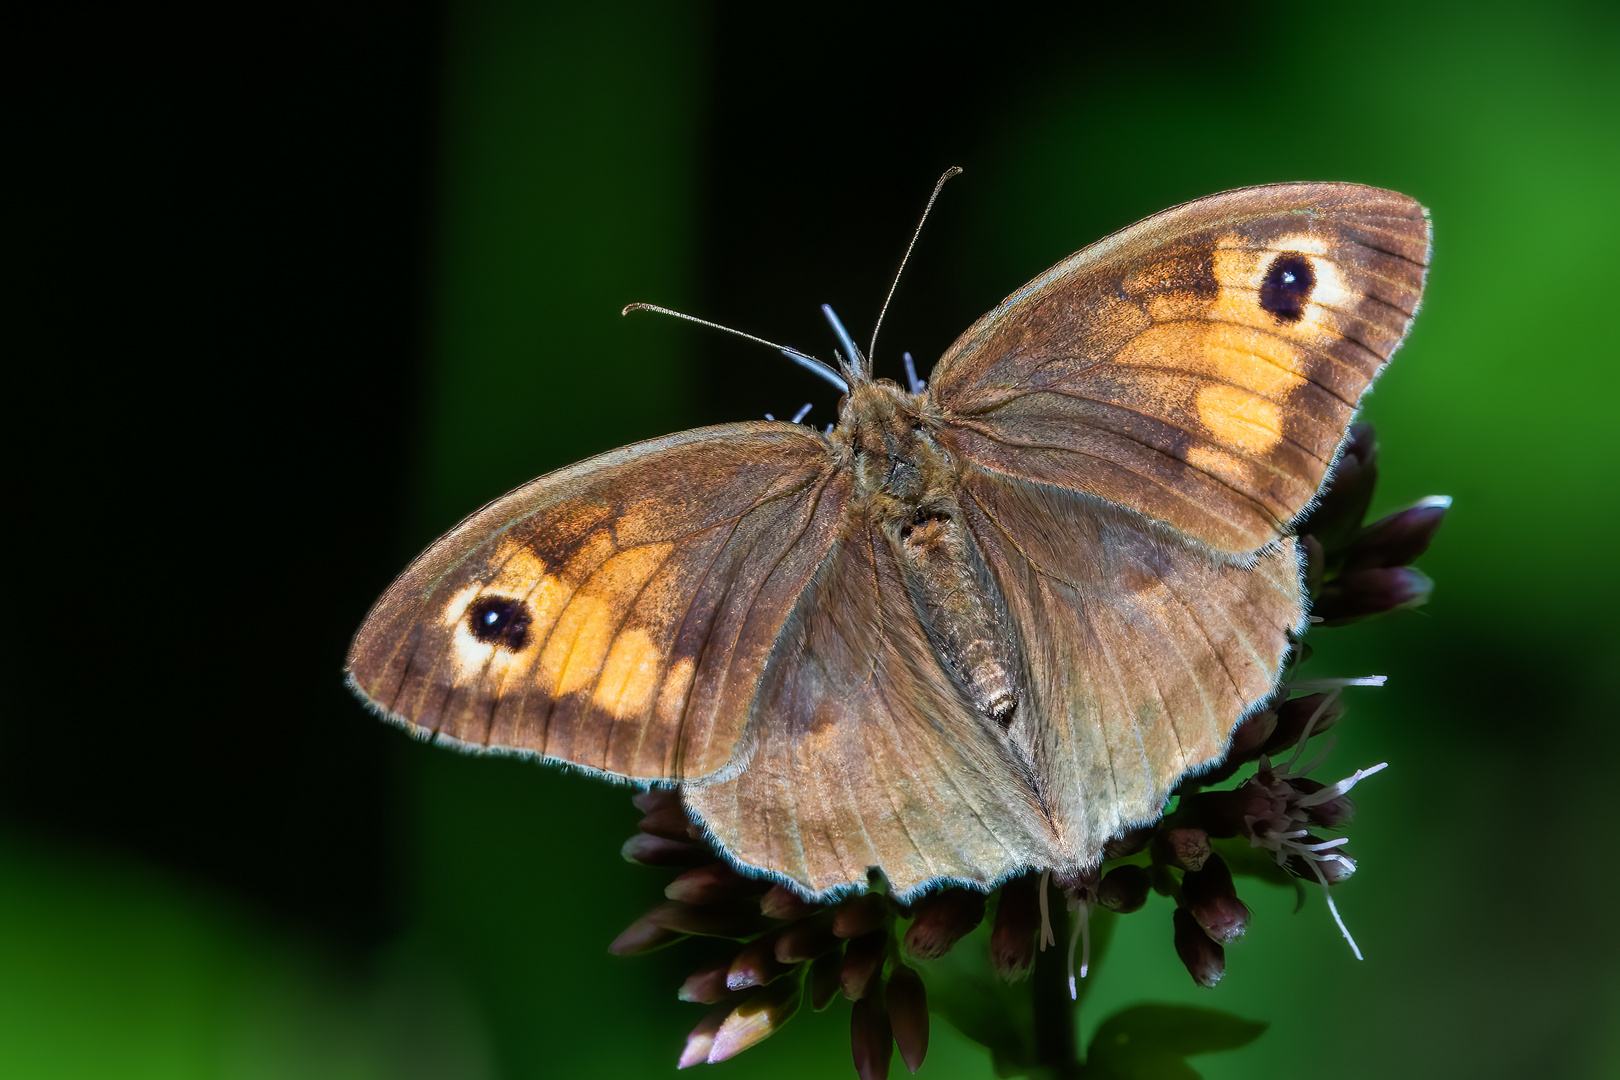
<box><xmin>346</xmin><ymin>423</ymin><xmax>847</xmax><ymax>782</ymax></box>
<box><xmin>928</xmin><ymin>183</ymin><xmax>1429</xmax><ymax>554</ymax></box>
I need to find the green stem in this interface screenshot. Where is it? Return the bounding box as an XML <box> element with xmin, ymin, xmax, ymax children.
<box><xmin>1030</xmin><ymin>891</ymin><xmax>1082</xmax><ymax>1078</ymax></box>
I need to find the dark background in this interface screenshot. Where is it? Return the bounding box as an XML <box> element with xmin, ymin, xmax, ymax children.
<box><xmin>10</xmin><ymin>2</ymin><xmax>1619</xmax><ymax>1077</ymax></box>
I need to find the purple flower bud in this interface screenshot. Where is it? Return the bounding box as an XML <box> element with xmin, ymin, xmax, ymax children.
<box><xmin>1263</xmin><ymin>692</ymin><xmax>1345</xmax><ymax>756</ymax></box>
<box><xmin>886</xmin><ymin>962</ymin><xmax>929</xmax><ymax>1074</ymax></box>
<box><xmin>841</xmin><ymin>930</ymin><xmax>889</xmax><ymax>1001</ymax></box>
<box><xmin>1097</xmin><ymin>864</ymin><xmax>1151</xmax><ymax>914</ymax></box>
<box><xmin>760</xmin><ymin>884</ymin><xmax>821</xmax><ymax>921</ymax></box>
<box><xmin>1301</xmin><ymin>533</ymin><xmax>1326</xmax><ymax>596</ymax></box>
<box><xmin>1298</xmin><ymin>424</ymin><xmax>1379</xmax><ymax>551</ymax></box>
<box><xmin>1343</xmin><ymin>497</ymin><xmax>1449</xmax><ymax>571</ymax></box>
<box><xmin>990</xmin><ymin>872</ymin><xmax>1042</xmax><ymax>982</ymax></box>
<box><xmin>850</xmin><ymin>981</ymin><xmax>895</xmax><ymax>1080</ymax></box>
<box><xmin>633</xmin><ymin>787</ymin><xmax>684</xmax><ymax>817</ymax></box>
<box><xmin>636</xmin><ymin>800</ymin><xmax>699</xmax><ymax>841</ymax></box>
<box><xmin>707</xmin><ymin>973</ymin><xmax>804</xmax><ymax>1064</ymax></box>
<box><xmin>903</xmin><ymin>889</ymin><xmax>986</xmax><ymax>960</ymax></box>
<box><xmin>645</xmin><ymin>899</ymin><xmax>775</xmax><ymax>940</ymax></box>
<box><xmin>776</xmin><ymin>919</ymin><xmax>839</xmax><ymax>964</ymax></box>
<box><xmin>621</xmin><ymin>833</ymin><xmax>709</xmax><ymax>868</ymax></box>
<box><xmin>665</xmin><ymin>862</ymin><xmax>758</xmax><ymax>905</ymax></box>
<box><xmin>833</xmin><ymin>893</ymin><xmax>891</xmax><ymax>939</ymax></box>
<box><xmin>810</xmin><ymin>947</ymin><xmax>844</xmax><ymax>1011</ymax></box>
<box><xmin>1102</xmin><ymin>824</ymin><xmax>1156</xmax><ymax>860</ymax></box>
<box><xmin>727</xmin><ymin>932</ymin><xmax>794</xmax><ymax>991</ymax></box>
<box><xmin>1290</xmin><ymin>777</ymin><xmax>1357</xmax><ymax>828</ymax></box>
<box><xmin>1287</xmin><ymin>840</ymin><xmax>1357</xmax><ymax>885</ymax></box>
<box><xmin>1172</xmin><ymin>906</ymin><xmax>1225</xmax><ymax>988</ymax></box>
<box><xmin>677</xmin><ymin>1004</ymin><xmax>727</xmax><ymax>1069</ymax></box>
<box><xmin>1180</xmin><ymin>855</ymin><xmax>1249</xmax><ymax>945</ymax></box>
<box><xmin>678</xmin><ymin>956</ymin><xmax>734</xmax><ymax>1004</ymax></box>
<box><xmin>608</xmin><ymin>913</ymin><xmax>686</xmax><ymax>956</ymax></box>
<box><xmin>1182</xmin><ymin>782</ymin><xmax>1282</xmax><ymax>839</ymax></box>
<box><xmin>1226</xmin><ymin>707</ymin><xmax>1280</xmax><ymax>765</ymax></box>
<box><xmin>1314</xmin><ymin>566</ymin><xmax>1433</xmax><ymax>625</ymax></box>
<box><xmin>1153</xmin><ymin>827</ymin><xmax>1212</xmax><ymax>871</ymax></box>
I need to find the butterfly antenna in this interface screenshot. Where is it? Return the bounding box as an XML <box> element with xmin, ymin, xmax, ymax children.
<box><xmin>623</xmin><ymin>302</ymin><xmax>849</xmax><ymax>393</ymax></box>
<box><xmin>867</xmin><ymin>166</ymin><xmax>963</xmax><ymax>369</ymax></box>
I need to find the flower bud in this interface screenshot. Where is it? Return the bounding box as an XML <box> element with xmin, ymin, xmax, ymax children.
<box><xmin>776</xmin><ymin>919</ymin><xmax>839</xmax><ymax>964</ymax></box>
<box><xmin>1288</xmin><ymin>841</ymin><xmax>1356</xmax><ymax>885</ymax></box>
<box><xmin>1172</xmin><ymin>906</ymin><xmax>1225</xmax><ymax>988</ymax></box>
<box><xmin>810</xmin><ymin>947</ymin><xmax>844</xmax><ymax>1011</ymax></box>
<box><xmin>1301</xmin><ymin>533</ymin><xmax>1326</xmax><ymax>596</ymax></box>
<box><xmin>1097</xmin><ymin>864</ymin><xmax>1150</xmax><ymax>914</ymax></box>
<box><xmin>621</xmin><ymin>832</ymin><xmax>709</xmax><ymax>868</ymax></box>
<box><xmin>1181</xmin><ymin>782</ymin><xmax>1281</xmax><ymax>839</ymax></box>
<box><xmin>1153</xmin><ymin>827</ymin><xmax>1212</xmax><ymax>871</ymax></box>
<box><xmin>1314</xmin><ymin>566</ymin><xmax>1433</xmax><ymax>625</ymax></box>
<box><xmin>677</xmin><ymin>1003</ymin><xmax>727</xmax><ymax>1069</ymax></box>
<box><xmin>850</xmin><ymin>981</ymin><xmax>894</xmax><ymax>1080</ymax></box>
<box><xmin>1102</xmin><ymin>824</ymin><xmax>1156</xmax><ymax>860</ymax></box>
<box><xmin>727</xmin><ymin>932</ymin><xmax>793</xmax><ymax>991</ymax></box>
<box><xmin>706</xmin><ymin>972</ymin><xmax>804</xmax><ymax>1064</ymax></box>
<box><xmin>1180</xmin><ymin>855</ymin><xmax>1249</xmax><ymax>944</ymax></box>
<box><xmin>1263</xmin><ymin>692</ymin><xmax>1345</xmax><ymax>755</ymax></box>
<box><xmin>1202</xmin><ymin>707</ymin><xmax>1279</xmax><ymax>783</ymax></box>
<box><xmin>678</xmin><ymin>956</ymin><xmax>734</xmax><ymax>1004</ymax></box>
<box><xmin>1290</xmin><ymin>777</ymin><xmax>1357</xmax><ymax>828</ymax></box>
<box><xmin>903</xmin><ymin>889</ymin><xmax>985</xmax><ymax>960</ymax></box>
<box><xmin>761</xmin><ymin>884</ymin><xmax>821</xmax><ymax>921</ymax></box>
<box><xmin>645</xmin><ymin>899</ymin><xmax>774</xmax><ymax>939</ymax></box>
<box><xmin>636</xmin><ymin>799</ymin><xmax>699</xmax><ymax>841</ymax></box>
<box><xmin>841</xmin><ymin>929</ymin><xmax>889</xmax><ymax>1000</ymax></box>
<box><xmin>1342</xmin><ymin>497</ymin><xmax>1449</xmax><ymax>571</ymax></box>
<box><xmin>885</xmin><ymin>962</ymin><xmax>929</xmax><ymax>1074</ymax></box>
<box><xmin>1298</xmin><ymin>423</ymin><xmax>1378</xmax><ymax>551</ymax></box>
<box><xmin>833</xmin><ymin>893</ymin><xmax>891</xmax><ymax>939</ymax></box>
<box><xmin>666</xmin><ymin>862</ymin><xmax>756</xmax><ymax>905</ymax></box>
<box><xmin>608</xmin><ymin>913</ymin><xmax>686</xmax><ymax>956</ymax></box>
<box><xmin>989</xmin><ymin>872</ymin><xmax>1042</xmax><ymax>982</ymax></box>
<box><xmin>633</xmin><ymin>787</ymin><xmax>681</xmax><ymax>813</ymax></box>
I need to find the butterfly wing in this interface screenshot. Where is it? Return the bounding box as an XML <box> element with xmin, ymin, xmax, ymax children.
<box><xmin>928</xmin><ymin>183</ymin><xmax>1430</xmax><ymax>554</ymax></box>
<box><xmin>346</xmin><ymin>422</ymin><xmax>849</xmax><ymax>783</ymax></box>
<box><xmin>683</xmin><ymin>508</ymin><xmax>1059</xmax><ymax>899</ymax></box>
<box><xmin>958</xmin><ymin>470</ymin><xmax>1304</xmax><ymax>866</ymax></box>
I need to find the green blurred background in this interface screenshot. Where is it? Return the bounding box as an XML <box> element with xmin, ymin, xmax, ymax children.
<box><xmin>11</xmin><ymin>1</ymin><xmax>1619</xmax><ymax>1077</ymax></box>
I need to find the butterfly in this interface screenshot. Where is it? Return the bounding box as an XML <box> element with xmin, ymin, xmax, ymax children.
<box><xmin>347</xmin><ymin>181</ymin><xmax>1429</xmax><ymax>902</ymax></box>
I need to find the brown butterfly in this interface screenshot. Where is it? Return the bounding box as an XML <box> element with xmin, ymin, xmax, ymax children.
<box><xmin>347</xmin><ymin>181</ymin><xmax>1429</xmax><ymax>902</ymax></box>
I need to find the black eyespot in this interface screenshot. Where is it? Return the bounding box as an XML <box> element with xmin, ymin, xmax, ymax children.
<box><xmin>467</xmin><ymin>595</ymin><xmax>532</xmax><ymax>651</ymax></box>
<box><xmin>1259</xmin><ymin>253</ymin><xmax>1314</xmax><ymax>323</ymax></box>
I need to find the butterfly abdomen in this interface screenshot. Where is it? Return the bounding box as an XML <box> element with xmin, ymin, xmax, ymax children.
<box><xmin>836</xmin><ymin>380</ymin><xmax>1021</xmax><ymax>725</ymax></box>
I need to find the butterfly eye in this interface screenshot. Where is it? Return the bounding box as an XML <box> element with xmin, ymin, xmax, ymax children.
<box><xmin>466</xmin><ymin>595</ymin><xmax>533</xmax><ymax>651</ymax></box>
<box><xmin>1259</xmin><ymin>253</ymin><xmax>1315</xmax><ymax>323</ymax></box>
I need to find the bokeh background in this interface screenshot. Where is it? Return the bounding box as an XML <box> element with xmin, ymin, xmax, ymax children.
<box><xmin>11</xmin><ymin>1</ymin><xmax>1619</xmax><ymax>1077</ymax></box>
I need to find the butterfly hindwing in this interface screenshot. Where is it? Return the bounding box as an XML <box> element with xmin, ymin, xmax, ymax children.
<box><xmin>928</xmin><ymin>183</ymin><xmax>1429</xmax><ymax>554</ymax></box>
<box><xmin>346</xmin><ymin>423</ymin><xmax>847</xmax><ymax>782</ymax></box>
<box><xmin>958</xmin><ymin>469</ymin><xmax>1305</xmax><ymax>865</ymax></box>
<box><xmin>683</xmin><ymin>510</ymin><xmax>1059</xmax><ymax>899</ymax></box>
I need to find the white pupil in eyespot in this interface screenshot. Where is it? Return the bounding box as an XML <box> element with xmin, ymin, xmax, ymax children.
<box><xmin>1281</xmin><ymin>271</ymin><xmax>1296</xmax><ymax>284</ymax></box>
<box><xmin>484</xmin><ymin>610</ymin><xmax>499</xmax><ymax>624</ymax></box>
